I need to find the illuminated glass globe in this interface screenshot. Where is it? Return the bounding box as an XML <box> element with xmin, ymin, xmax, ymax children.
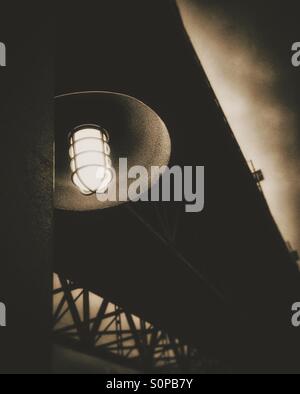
<box><xmin>69</xmin><ymin>125</ymin><xmax>113</xmax><ymax>195</ymax></box>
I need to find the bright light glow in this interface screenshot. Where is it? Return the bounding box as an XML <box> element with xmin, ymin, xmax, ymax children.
<box><xmin>69</xmin><ymin>126</ymin><xmax>113</xmax><ymax>195</ymax></box>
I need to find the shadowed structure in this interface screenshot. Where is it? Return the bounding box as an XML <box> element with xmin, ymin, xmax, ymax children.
<box><xmin>55</xmin><ymin>0</ymin><xmax>300</xmax><ymax>373</ymax></box>
<box><xmin>0</xmin><ymin>4</ymin><xmax>53</xmax><ymax>373</ymax></box>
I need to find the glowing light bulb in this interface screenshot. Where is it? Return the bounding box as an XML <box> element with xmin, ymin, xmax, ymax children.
<box><xmin>69</xmin><ymin>125</ymin><xmax>113</xmax><ymax>195</ymax></box>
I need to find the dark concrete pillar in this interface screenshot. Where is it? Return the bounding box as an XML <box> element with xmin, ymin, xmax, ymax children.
<box><xmin>0</xmin><ymin>4</ymin><xmax>53</xmax><ymax>373</ymax></box>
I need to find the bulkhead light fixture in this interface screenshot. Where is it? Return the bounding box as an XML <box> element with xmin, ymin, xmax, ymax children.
<box><xmin>55</xmin><ymin>91</ymin><xmax>171</xmax><ymax>211</ymax></box>
<box><xmin>69</xmin><ymin>125</ymin><xmax>113</xmax><ymax>195</ymax></box>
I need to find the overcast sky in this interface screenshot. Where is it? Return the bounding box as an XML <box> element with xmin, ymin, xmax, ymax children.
<box><xmin>178</xmin><ymin>0</ymin><xmax>300</xmax><ymax>259</ymax></box>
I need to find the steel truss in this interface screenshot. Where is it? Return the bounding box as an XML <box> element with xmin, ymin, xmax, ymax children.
<box><xmin>53</xmin><ymin>273</ymin><xmax>197</xmax><ymax>372</ymax></box>
<box><xmin>52</xmin><ymin>202</ymin><xmax>228</xmax><ymax>372</ymax></box>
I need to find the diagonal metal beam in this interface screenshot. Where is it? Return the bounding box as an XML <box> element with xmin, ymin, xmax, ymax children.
<box><xmin>127</xmin><ymin>204</ymin><xmax>228</xmax><ymax>305</ymax></box>
<box><xmin>91</xmin><ymin>299</ymin><xmax>109</xmax><ymax>340</ymax></box>
<box><xmin>60</xmin><ymin>277</ymin><xmax>85</xmax><ymax>340</ymax></box>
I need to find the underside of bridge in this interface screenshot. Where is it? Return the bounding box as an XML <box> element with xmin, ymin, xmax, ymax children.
<box><xmin>54</xmin><ymin>0</ymin><xmax>300</xmax><ymax>373</ymax></box>
<box><xmin>53</xmin><ymin>274</ymin><xmax>218</xmax><ymax>374</ymax></box>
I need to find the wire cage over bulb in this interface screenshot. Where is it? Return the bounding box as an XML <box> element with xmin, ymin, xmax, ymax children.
<box><xmin>69</xmin><ymin>125</ymin><xmax>114</xmax><ymax>196</ymax></box>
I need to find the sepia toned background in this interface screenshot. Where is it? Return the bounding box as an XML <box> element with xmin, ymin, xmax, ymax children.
<box><xmin>178</xmin><ymin>0</ymin><xmax>300</xmax><ymax>259</ymax></box>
